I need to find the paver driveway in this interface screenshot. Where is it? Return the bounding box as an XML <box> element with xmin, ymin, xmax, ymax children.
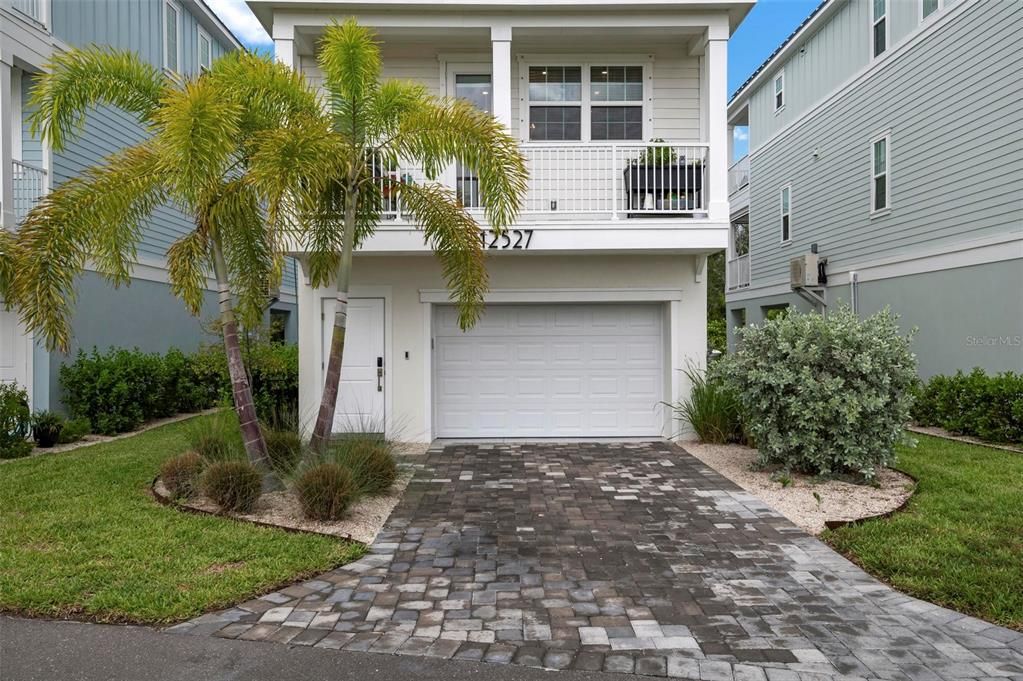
<box><xmin>173</xmin><ymin>442</ymin><xmax>1023</xmax><ymax>680</ymax></box>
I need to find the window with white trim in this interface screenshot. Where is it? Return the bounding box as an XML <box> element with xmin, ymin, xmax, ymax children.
<box><xmin>871</xmin><ymin>135</ymin><xmax>890</xmax><ymax>213</ymax></box>
<box><xmin>526</xmin><ymin>63</ymin><xmax>646</xmax><ymax>142</ymax></box>
<box><xmin>872</xmin><ymin>0</ymin><xmax>888</xmax><ymax>58</ymax></box>
<box><xmin>773</xmin><ymin>70</ymin><xmax>785</xmax><ymax>112</ymax></box>
<box><xmin>164</xmin><ymin>1</ymin><xmax>181</xmax><ymax>73</ymax></box>
<box><xmin>922</xmin><ymin>0</ymin><xmax>941</xmax><ymax>20</ymax></box>
<box><xmin>197</xmin><ymin>26</ymin><xmax>212</xmax><ymax>72</ymax></box>
<box><xmin>780</xmin><ymin>185</ymin><xmax>791</xmax><ymax>242</ymax></box>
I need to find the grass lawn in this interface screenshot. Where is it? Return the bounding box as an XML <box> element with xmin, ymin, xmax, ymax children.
<box><xmin>825</xmin><ymin>433</ymin><xmax>1023</xmax><ymax>631</ymax></box>
<box><xmin>0</xmin><ymin>416</ymin><xmax>363</xmax><ymax>624</ymax></box>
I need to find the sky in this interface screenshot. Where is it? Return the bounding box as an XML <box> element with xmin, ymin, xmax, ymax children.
<box><xmin>206</xmin><ymin>0</ymin><xmax>822</xmax><ymax>157</ymax></box>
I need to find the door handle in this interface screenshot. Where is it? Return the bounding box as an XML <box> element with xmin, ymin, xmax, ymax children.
<box><xmin>376</xmin><ymin>357</ymin><xmax>384</xmax><ymax>392</ymax></box>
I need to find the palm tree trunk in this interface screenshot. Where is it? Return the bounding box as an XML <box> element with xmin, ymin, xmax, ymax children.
<box><xmin>309</xmin><ymin>190</ymin><xmax>359</xmax><ymax>451</ymax></box>
<box><xmin>211</xmin><ymin>237</ymin><xmax>279</xmax><ymax>491</ymax></box>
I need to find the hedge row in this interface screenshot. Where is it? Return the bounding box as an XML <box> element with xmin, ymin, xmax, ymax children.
<box><xmin>912</xmin><ymin>369</ymin><xmax>1023</xmax><ymax>445</ymax></box>
<box><xmin>60</xmin><ymin>343</ymin><xmax>298</xmax><ymax>435</ymax></box>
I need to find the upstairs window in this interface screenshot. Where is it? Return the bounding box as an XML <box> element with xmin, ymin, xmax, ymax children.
<box><xmin>773</xmin><ymin>71</ymin><xmax>785</xmax><ymax>111</ymax></box>
<box><xmin>526</xmin><ymin>63</ymin><xmax>646</xmax><ymax>142</ymax></box>
<box><xmin>528</xmin><ymin>66</ymin><xmax>582</xmax><ymax>141</ymax></box>
<box><xmin>872</xmin><ymin>0</ymin><xmax>888</xmax><ymax>58</ymax></box>
<box><xmin>922</xmin><ymin>0</ymin><xmax>941</xmax><ymax>20</ymax></box>
<box><xmin>871</xmin><ymin>134</ymin><xmax>890</xmax><ymax>213</ymax></box>
<box><xmin>589</xmin><ymin>66</ymin><xmax>644</xmax><ymax>140</ymax></box>
<box><xmin>198</xmin><ymin>27</ymin><xmax>212</xmax><ymax>72</ymax></box>
<box><xmin>780</xmin><ymin>185</ymin><xmax>792</xmax><ymax>242</ymax></box>
<box><xmin>164</xmin><ymin>1</ymin><xmax>181</xmax><ymax>73</ymax></box>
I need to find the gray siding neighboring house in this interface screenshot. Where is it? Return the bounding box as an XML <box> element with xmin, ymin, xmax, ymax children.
<box><xmin>726</xmin><ymin>0</ymin><xmax>1022</xmax><ymax>379</ymax></box>
<box><xmin>1</xmin><ymin>0</ymin><xmax>299</xmax><ymax>412</ymax></box>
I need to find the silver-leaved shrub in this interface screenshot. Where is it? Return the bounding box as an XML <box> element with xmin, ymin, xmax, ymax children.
<box><xmin>720</xmin><ymin>306</ymin><xmax>916</xmax><ymax>482</ymax></box>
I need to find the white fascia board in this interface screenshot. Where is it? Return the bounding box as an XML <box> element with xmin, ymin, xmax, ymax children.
<box><xmin>287</xmin><ymin>223</ymin><xmax>728</xmax><ymax>256</ymax></box>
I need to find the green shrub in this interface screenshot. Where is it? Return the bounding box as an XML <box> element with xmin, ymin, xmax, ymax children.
<box><xmin>323</xmin><ymin>437</ymin><xmax>398</xmax><ymax>496</ymax></box>
<box><xmin>31</xmin><ymin>411</ymin><xmax>64</xmax><ymax>448</ymax></box>
<box><xmin>913</xmin><ymin>369</ymin><xmax>1023</xmax><ymax>444</ymax></box>
<box><xmin>187</xmin><ymin>412</ymin><xmax>243</xmax><ymax>463</ymax></box>
<box><xmin>57</xmin><ymin>341</ymin><xmax>296</xmax><ymax>436</ymax></box>
<box><xmin>263</xmin><ymin>425</ymin><xmax>303</xmax><ymax>476</ymax></box>
<box><xmin>673</xmin><ymin>364</ymin><xmax>743</xmax><ymax>444</ymax></box>
<box><xmin>295</xmin><ymin>463</ymin><xmax>356</xmax><ymax>521</ymax></box>
<box><xmin>58</xmin><ymin>417</ymin><xmax>91</xmax><ymax>444</ymax></box>
<box><xmin>720</xmin><ymin>306</ymin><xmax>917</xmax><ymax>482</ymax></box>
<box><xmin>201</xmin><ymin>460</ymin><xmax>262</xmax><ymax>512</ymax></box>
<box><xmin>160</xmin><ymin>451</ymin><xmax>204</xmax><ymax>499</ymax></box>
<box><xmin>0</xmin><ymin>382</ymin><xmax>32</xmax><ymax>459</ymax></box>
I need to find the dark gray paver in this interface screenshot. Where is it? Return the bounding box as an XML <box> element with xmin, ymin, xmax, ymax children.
<box><xmin>175</xmin><ymin>441</ymin><xmax>1023</xmax><ymax>680</ymax></box>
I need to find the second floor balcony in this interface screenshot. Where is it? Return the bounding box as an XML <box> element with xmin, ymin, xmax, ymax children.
<box><xmin>376</xmin><ymin>141</ymin><xmax>710</xmax><ymax>223</ymax></box>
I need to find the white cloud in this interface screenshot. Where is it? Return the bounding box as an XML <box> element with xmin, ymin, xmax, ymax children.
<box><xmin>733</xmin><ymin>127</ymin><xmax>749</xmax><ymax>142</ymax></box>
<box><xmin>206</xmin><ymin>0</ymin><xmax>272</xmax><ymax>51</ymax></box>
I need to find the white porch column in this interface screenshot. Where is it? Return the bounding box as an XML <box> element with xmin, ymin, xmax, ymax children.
<box><xmin>490</xmin><ymin>25</ymin><xmax>513</xmax><ymax>130</ymax></box>
<box><xmin>705</xmin><ymin>31</ymin><xmax>729</xmax><ymax>221</ymax></box>
<box><xmin>1</xmin><ymin>61</ymin><xmax>15</xmax><ymax>230</ymax></box>
<box><xmin>274</xmin><ymin>38</ymin><xmax>296</xmax><ymax>69</ymax></box>
<box><xmin>296</xmin><ymin>257</ymin><xmax>327</xmax><ymax>438</ymax></box>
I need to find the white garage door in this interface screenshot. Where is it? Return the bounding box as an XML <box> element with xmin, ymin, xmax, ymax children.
<box><xmin>433</xmin><ymin>304</ymin><xmax>664</xmax><ymax>438</ymax></box>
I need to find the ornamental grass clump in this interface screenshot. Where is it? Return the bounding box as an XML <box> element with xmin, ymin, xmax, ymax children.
<box><xmin>325</xmin><ymin>438</ymin><xmax>398</xmax><ymax>496</ymax></box>
<box><xmin>295</xmin><ymin>463</ymin><xmax>357</xmax><ymax>521</ymax></box>
<box><xmin>719</xmin><ymin>306</ymin><xmax>916</xmax><ymax>482</ymax></box>
<box><xmin>187</xmin><ymin>412</ymin><xmax>243</xmax><ymax>463</ymax></box>
<box><xmin>160</xmin><ymin>451</ymin><xmax>203</xmax><ymax>499</ymax></box>
<box><xmin>263</xmin><ymin>425</ymin><xmax>304</xmax><ymax>476</ymax></box>
<box><xmin>201</xmin><ymin>460</ymin><xmax>262</xmax><ymax>513</ymax></box>
<box><xmin>673</xmin><ymin>364</ymin><xmax>744</xmax><ymax>444</ymax></box>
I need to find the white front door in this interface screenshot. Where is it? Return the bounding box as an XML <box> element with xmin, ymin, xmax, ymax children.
<box><xmin>322</xmin><ymin>298</ymin><xmax>385</xmax><ymax>433</ymax></box>
<box><xmin>0</xmin><ymin>307</ymin><xmax>31</xmax><ymax>400</ymax></box>
<box><xmin>433</xmin><ymin>303</ymin><xmax>665</xmax><ymax>438</ymax></box>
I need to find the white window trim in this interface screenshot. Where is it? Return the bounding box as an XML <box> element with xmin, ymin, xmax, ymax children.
<box><xmin>920</xmin><ymin>0</ymin><xmax>943</xmax><ymax>23</ymax></box>
<box><xmin>518</xmin><ymin>56</ymin><xmax>654</xmax><ymax>144</ymax></box>
<box><xmin>773</xmin><ymin>69</ymin><xmax>785</xmax><ymax>114</ymax></box>
<box><xmin>870</xmin><ymin>131</ymin><xmax>891</xmax><ymax>216</ymax></box>
<box><xmin>164</xmin><ymin>0</ymin><xmax>182</xmax><ymax>74</ymax></box>
<box><xmin>871</xmin><ymin>0</ymin><xmax>889</xmax><ymax>60</ymax></box>
<box><xmin>779</xmin><ymin>184</ymin><xmax>792</xmax><ymax>243</ymax></box>
<box><xmin>197</xmin><ymin>25</ymin><xmax>212</xmax><ymax>72</ymax></box>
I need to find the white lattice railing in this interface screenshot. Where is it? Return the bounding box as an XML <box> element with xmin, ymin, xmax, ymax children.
<box><xmin>12</xmin><ymin>161</ymin><xmax>46</xmax><ymax>222</ymax></box>
<box><xmin>12</xmin><ymin>0</ymin><xmax>45</xmax><ymax>23</ymax></box>
<box><xmin>728</xmin><ymin>155</ymin><xmax>749</xmax><ymax>196</ymax></box>
<box><xmin>727</xmin><ymin>254</ymin><xmax>751</xmax><ymax>290</ymax></box>
<box><xmin>372</xmin><ymin>142</ymin><xmax>710</xmax><ymax>222</ymax></box>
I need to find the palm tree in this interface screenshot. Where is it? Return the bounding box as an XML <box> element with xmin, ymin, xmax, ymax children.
<box><xmin>8</xmin><ymin>48</ymin><xmax>321</xmax><ymax>488</ymax></box>
<box><xmin>265</xmin><ymin>20</ymin><xmax>528</xmax><ymax>449</ymax></box>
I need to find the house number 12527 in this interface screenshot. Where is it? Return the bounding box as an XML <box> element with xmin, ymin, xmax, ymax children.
<box><xmin>480</xmin><ymin>229</ymin><xmax>533</xmax><ymax>250</ymax></box>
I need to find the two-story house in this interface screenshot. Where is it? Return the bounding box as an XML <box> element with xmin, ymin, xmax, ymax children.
<box><xmin>0</xmin><ymin>0</ymin><xmax>299</xmax><ymax>411</ymax></box>
<box><xmin>725</xmin><ymin>0</ymin><xmax>1022</xmax><ymax>378</ymax></box>
<box><xmin>245</xmin><ymin>0</ymin><xmax>753</xmax><ymax>442</ymax></box>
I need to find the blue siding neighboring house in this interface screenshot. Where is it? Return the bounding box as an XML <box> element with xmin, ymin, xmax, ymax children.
<box><xmin>725</xmin><ymin>0</ymin><xmax>1022</xmax><ymax>379</ymax></box>
<box><xmin>1</xmin><ymin>0</ymin><xmax>298</xmax><ymax>412</ymax></box>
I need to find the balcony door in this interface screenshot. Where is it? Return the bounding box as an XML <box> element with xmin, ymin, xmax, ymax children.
<box><xmin>447</xmin><ymin>64</ymin><xmax>492</xmax><ymax>208</ymax></box>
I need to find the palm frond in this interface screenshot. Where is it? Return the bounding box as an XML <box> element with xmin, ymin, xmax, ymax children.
<box><xmin>10</xmin><ymin>143</ymin><xmax>166</xmax><ymax>351</ymax></box>
<box><xmin>206</xmin><ymin>51</ymin><xmax>322</xmax><ymax>133</ymax></box>
<box><xmin>318</xmin><ymin>19</ymin><xmax>381</xmax><ymax>142</ymax></box>
<box><xmin>210</xmin><ymin>180</ymin><xmax>277</xmax><ymax>327</ymax></box>
<box><xmin>167</xmin><ymin>229</ymin><xmax>212</xmax><ymax>317</ymax></box>
<box><xmin>367</xmin><ymin>79</ymin><xmax>430</xmax><ymax>140</ymax></box>
<box><xmin>27</xmin><ymin>46</ymin><xmax>168</xmax><ymax>150</ymax></box>
<box><xmin>0</xmin><ymin>229</ymin><xmax>17</xmax><ymax>304</ymax></box>
<box><xmin>152</xmin><ymin>80</ymin><xmax>243</xmax><ymax>208</ymax></box>
<box><xmin>394</xmin><ymin>97</ymin><xmax>528</xmax><ymax>229</ymax></box>
<box><xmin>394</xmin><ymin>180</ymin><xmax>488</xmax><ymax>329</ymax></box>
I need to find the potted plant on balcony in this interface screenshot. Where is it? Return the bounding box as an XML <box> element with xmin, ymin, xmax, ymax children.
<box><xmin>623</xmin><ymin>138</ymin><xmax>702</xmax><ymax>214</ymax></box>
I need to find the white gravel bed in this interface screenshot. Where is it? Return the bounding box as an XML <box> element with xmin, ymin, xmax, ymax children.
<box><xmin>157</xmin><ymin>441</ymin><xmax>430</xmax><ymax>544</ymax></box>
<box><xmin>683</xmin><ymin>441</ymin><xmax>916</xmax><ymax>535</ymax></box>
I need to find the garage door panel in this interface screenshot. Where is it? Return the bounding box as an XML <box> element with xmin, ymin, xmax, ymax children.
<box><xmin>434</xmin><ymin>304</ymin><xmax>664</xmax><ymax>437</ymax></box>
